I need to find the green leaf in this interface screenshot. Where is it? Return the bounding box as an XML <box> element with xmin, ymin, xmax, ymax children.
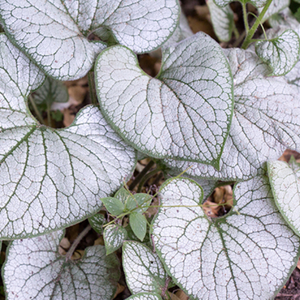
<box><xmin>125</xmin><ymin>193</ymin><xmax>152</xmax><ymax>213</ymax></box>
<box><xmin>152</xmin><ymin>177</ymin><xmax>300</xmax><ymax>299</ymax></box>
<box><xmin>0</xmin><ymin>0</ymin><xmax>180</xmax><ymax>79</ymax></box>
<box><xmin>130</xmin><ymin>212</ymin><xmax>147</xmax><ymax>241</ymax></box>
<box><xmin>32</xmin><ymin>76</ymin><xmax>68</xmax><ymax>105</ymax></box>
<box><xmin>0</xmin><ymin>34</ymin><xmax>136</xmax><ymax>239</ymax></box>
<box><xmin>114</xmin><ymin>187</ymin><xmax>131</xmax><ymax>204</ymax></box>
<box><xmin>127</xmin><ymin>293</ymin><xmax>162</xmax><ymax>300</ymax></box>
<box><xmin>164</xmin><ymin>48</ymin><xmax>300</xmax><ymax>181</ymax></box>
<box><xmin>122</xmin><ymin>241</ymin><xmax>168</xmax><ymax>294</ymax></box>
<box><xmin>268</xmin><ymin>159</ymin><xmax>300</xmax><ymax>236</ymax></box>
<box><xmin>88</xmin><ymin>213</ymin><xmax>106</xmax><ymax>234</ymax></box>
<box><xmin>207</xmin><ymin>0</ymin><xmax>234</xmax><ymax>42</ymax></box>
<box><xmin>95</xmin><ymin>33</ymin><xmax>234</xmax><ymax>168</ymax></box>
<box><xmin>103</xmin><ymin>224</ymin><xmax>127</xmax><ymax>255</ymax></box>
<box><xmin>255</xmin><ymin>29</ymin><xmax>300</xmax><ymax>76</ymax></box>
<box><xmin>213</xmin><ymin>0</ymin><xmax>267</xmax><ymax>7</ymax></box>
<box><xmin>102</xmin><ymin>197</ymin><xmax>125</xmax><ymax>216</ymax></box>
<box><xmin>3</xmin><ymin>230</ymin><xmax>120</xmax><ymax>299</ymax></box>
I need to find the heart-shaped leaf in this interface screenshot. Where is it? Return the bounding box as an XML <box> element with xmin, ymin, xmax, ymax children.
<box><xmin>130</xmin><ymin>212</ymin><xmax>147</xmax><ymax>241</ymax></box>
<box><xmin>3</xmin><ymin>230</ymin><xmax>120</xmax><ymax>299</ymax></box>
<box><xmin>127</xmin><ymin>293</ymin><xmax>162</xmax><ymax>300</ymax></box>
<box><xmin>268</xmin><ymin>159</ymin><xmax>300</xmax><ymax>236</ymax></box>
<box><xmin>103</xmin><ymin>224</ymin><xmax>127</xmax><ymax>255</ymax></box>
<box><xmin>123</xmin><ymin>241</ymin><xmax>168</xmax><ymax>295</ymax></box>
<box><xmin>207</xmin><ymin>0</ymin><xmax>234</xmax><ymax>42</ymax></box>
<box><xmin>164</xmin><ymin>48</ymin><xmax>300</xmax><ymax>181</ymax></box>
<box><xmin>0</xmin><ymin>34</ymin><xmax>136</xmax><ymax>239</ymax></box>
<box><xmin>152</xmin><ymin>177</ymin><xmax>300</xmax><ymax>299</ymax></box>
<box><xmin>213</xmin><ymin>0</ymin><xmax>267</xmax><ymax>7</ymax></box>
<box><xmin>0</xmin><ymin>0</ymin><xmax>179</xmax><ymax>80</ymax></box>
<box><xmin>95</xmin><ymin>33</ymin><xmax>234</xmax><ymax>168</ymax></box>
<box><xmin>255</xmin><ymin>29</ymin><xmax>300</xmax><ymax>76</ymax></box>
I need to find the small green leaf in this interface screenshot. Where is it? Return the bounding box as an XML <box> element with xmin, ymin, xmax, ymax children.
<box><xmin>255</xmin><ymin>29</ymin><xmax>300</xmax><ymax>76</ymax></box>
<box><xmin>102</xmin><ymin>197</ymin><xmax>125</xmax><ymax>216</ymax></box>
<box><xmin>130</xmin><ymin>213</ymin><xmax>147</xmax><ymax>241</ymax></box>
<box><xmin>268</xmin><ymin>159</ymin><xmax>300</xmax><ymax>236</ymax></box>
<box><xmin>88</xmin><ymin>214</ymin><xmax>106</xmax><ymax>234</ymax></box>
<box><xmin>114</xmin><ymin>187</ymin><xmax>131</xmax><ymax>204</ymax></box>
<box><xmin>103</xmin><ymin>224</ymin><xmax>127</xmax><ymax>255</ymax></box>
<box><xmin>3</xmin><ymin>230</ymin><xmax>120</xmax><ymax>300</ymax></box>
<box><xmin>152</xmin><ymin>177</ymin><xmax>300</xmax><ymax>299</ymax></box>
<box><xmin>126</xmin><ymin>293</ymin><xmax>162</xmax><ymax>300</ymax></box>
<box><xmin>207</xmin><ymin>0</ymin><xmax>234</xmax><ymax>42</ymax></box>
<box><xmin>123</xmin><ymin>241</ymin><xmax>168</xmax><ymax>295</ymax></box>
<box><xmin>125</xmin><ymin>194</ymin><xmax>152</xmax><ymax>213</ymax></box>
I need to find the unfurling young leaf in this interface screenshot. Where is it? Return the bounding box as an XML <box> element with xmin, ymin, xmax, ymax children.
<box><xmin>95</xmin><ymin>32</ymin><xmax>234</xmax><ymax>168</ymax></box>
<box><xmin>152</xmin><ymin>177</ymin><xmax>300</xmax><ymax>299</ymax></box>
<box><xmin>3</xmin><ymin>230</ymin><xmax>120</xmax><ymax>300</ymax></box>
<box><xmin>255</xmin><ymin>29</ymin><xmax>300</xmax><ymax>76</ymax></box>
<box><xmin>268</xmin><ymin>158</ymin><xmax>300</xmax><ymax>237</ymax></box>
<box><xmin>88</xmin><ymin>213</ymin><xmax>106</xmax><ymax>234</ymax></box>
<box><xmin>122</xmin><ymin>241</ymin><xmax>168</xmax><ymax>295</ymax></box>
<box><xmin>103</xmin><ymin>224</ymin><xmax>128</xmax><ymax>255</ymax></box>
<box><xmin>130</xmin><ymin>212</ymin><xmax>147</xmax><ymax>241</ymax></box>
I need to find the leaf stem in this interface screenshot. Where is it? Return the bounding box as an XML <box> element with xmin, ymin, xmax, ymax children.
<box><xmin>129</xmin><ymin>160</ymin><xmax>155</xmax><ymax>190</ymax></box>
<box><xmin>47</xmin><ymin>103</ymin><xmax>51</xmax><ymax>127</ymax></box>
<box><xmin>88</xmin><ymin>71</ymin><xmax>98</xmax><ymax>105</ymax></box>
<box><xmin>28</xmin><ymin>95</ymin><xmax>45</xmax><ymax>125</ymax></box>
<box><xmin>65</xmin><ymin>225</ymin><xmax>92</xmax><ymax>261</ymax></box>
<box><xmin>242</xmin><ymin>3</ymin><xmax>249</xmax><ymax>34</ymax></box>
<box><xmin>137</xmin><ymin>168</ymin><xmax>162</xmax><ymax>192</ymax></box>
<box><xmin>241</xmin><ymin>0</ymin><xmax>273</xmax><ymax>49</ymax></box>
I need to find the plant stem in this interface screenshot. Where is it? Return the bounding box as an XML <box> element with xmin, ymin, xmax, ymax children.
<box><xmin>65</xmin><ymin>224</ymin><xmax>92</xmax><ymax>261</ymax></box>
<box><xmin>242</xmin><ymin>3</ymin><xmax>249</xmax><ymax>34</ymax></box>
<box><xmin>137</xmin><ymin>168</ymin><xmax>161</xmax><ymax>193</ymax></box>
<box><xmin>129</xmin><ymin>160</ymin><xmax>155</xmax><ymax>190</ymax></box>
<box><xmin>28</xmin><ymin>94</ymin><xmax>45</xmax><ymax>125</ymax></box>
<box><xmin>47</xmin><ymin>103</ymin><xmax>51</xmax><ymax>127</ymax></box>
<box><xmin>241</xmin><ymin>0</ymin><xmax>273</xmax><ymax>49</ymax></box>
<box><xmin>88</xmin><ymin>71</ymin><xmax>98</xmax><ymax>105</ymax></box>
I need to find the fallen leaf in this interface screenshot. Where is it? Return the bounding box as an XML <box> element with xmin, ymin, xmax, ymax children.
<box><xmin>113</xmin><ymin>283</ymin><xmax>126</xmax><ymax>299</ymax></box>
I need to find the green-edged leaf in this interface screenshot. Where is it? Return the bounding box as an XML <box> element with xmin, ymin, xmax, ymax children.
<box><xmin>88</xmin><ymin>213</ymin><xmax>106</xmax><ymax>234</ymax></box>
<box><xmin>103</xmin><ymin>224</ymin><xmax>127</xmax><ymax>255</ymax></box>
<box><xmin>115</xmin><ymin>187</ymin><xmax>131</xmax><ymax>204</ymax></box>
<box><xmin>207</xmin><ymin>0</ymin><xmax>234</xmax><ymax>42</ymax></box>
<box><xmin>213</xmin><ymin>0</ymin><xmax>267</xmax><ymax>7</ymax></box>
<box><xmin>102</xmin><ymin>197</ymin><xmax>125</xmax><ymax>216</ymax></box>
<box><xmin>164</xmin><ymin>48</ymin><xmax>300</xmax><ymax>181</ymax></box>
<box><xmin>3</xmin><ymin>230</ymin><xmax>120</xmax><ymax>299</ymax></box>
<box><xmin>152</xmin><ymin>177</ymin><xmax>300</xmax><ymax>299</ymax></box>
<box><xmin>0</xmin><ymin>35</ymin><xmax>136</xmax><ymax>239</ymax></box>
<box><xmin>32</xmin><ymin>77</ymin><xmax>68</xmax><ymax>105</ymax></box>
<box><xmin>127</xmin><ymin>293</ymin><xmax>162</xmax><ymax>300</ymax></box>
<box><xmin>0</xmin><ymin>0</ymin><xmax>180</xmax><ymax>79</ymax></box>
<box><xmin>268</xmin><ymin>159</ymin><xmax>300</xmax><ymax>236</ymax></box>
<box><xmin>95</xmin><ymin>33</ymin><xmax>234</xmax><ymax>168</ymax></box>
<box><xmin>123</xmin><ymin>241</ymin><xmax>168</xmax><ymax>294</ymax></box>
<box><xmin>258</xmin><ymin>0</ymin><xmax>290</xmax><ymax>23</ymax></box>
<box><xmin>125</xmin><ymin>193</ymin><xmax>152</xmax><ymax>213</ymax></box>
<box><xmin>130</xmin><ymin>212</ymin><xmax>147</xmax><ymax>241</ymax></box>
<box><xmin>255</xmin><ymin>29</ymin><xmax>300</xmax><ymax>76</ymax></box>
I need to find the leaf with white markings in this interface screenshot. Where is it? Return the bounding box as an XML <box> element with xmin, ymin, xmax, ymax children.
<box><xmin>127</xmin><ymin>293</ymin><xmax>162</xmax><ymax>300</ymax></box>
<box><xmin>268</xmin><ymin>158</ymin><xmax>300</xmax><ymax>237</ymax></box>
<box><xmin>164</xmin><ymin>48</ymin><xmax>300</xmax><ymax>180</ymax></box>
<box><xmin>0</xmin><ymin>0</ymin><xmax>179</xmax><ymax>80</ymax></box>
<box><xmin>3</xmin><ymin>230</ymin><xmax>120</xmax><ymax>300</ymax></box>
<box><xmin>88</xmin><ymin>213</ymin><xmax>106</xmax><ymax>234</ymax></box>
<box><xmin>258</xmin><ymin>0</ymin><xmax>290</xmax><ymax>23</ymax></box>
<box><xmin>103</xmin><ymin>224</ymin><xmax>127</xmax><ymax>255</ymax></box>
<box><xmin>95</xmin><ymin>33</ymin><xmax>234</xmax><ymax>168</ymax></box>
<box><xmin>0</xmin><ymin>34</ymin><xmax>136</xmax><ymax>239</ymax></box>
<box><xmin>152</xmin><ymin>177</ymin><xmax>300</xmax><ymax>299</ymax></box>
<box><xmin>256</xmin><ymin>29</ymin><xmax>300</xmax><ymax>76</ymax></box>
<box><xmin>213</xmin><ymin>0</ymin><xmax>267</xmax><ymax>7</ymax></box>
<box><xmin>207</xmin><ymin>0</ymin><xmax>234</xmax><ymax>42</ymax></box>
<box><xmin>123</xmin><ymin>241</ymin><xmax>168</xmax><ymax>295</ymax></box>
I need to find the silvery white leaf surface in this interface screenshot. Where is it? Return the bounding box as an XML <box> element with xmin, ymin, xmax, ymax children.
<box><xmin>268</xmin><ymin>159</ymin><xmax>300</xmax><ymax>236</ymax></box>
<box><xmin>258</xmin><ymin>0</ymin><xmax>290</xmax><ymax>23</ymax></box>
<box><xmin>3</xmin><ymin>230</ymin><xmax>120</xmax><ymax>300</ymax></box>
<box><xmin>164</xmin><ymin>48</ymin><xmax>300</xmax><ymax>181</ymax></box>
<box><xmin>255</xmin><ymin>29</ymin><xmax>300</xmax><ymax>76</ymax></box>
<box><xmin>122</xmin><ymin>241</ymin><xmax>168</xmax><ymax>294</ymax></box>
<box><xmin>103</xmin><ymin>224</ymin><xmax>127</xmax><ymax>255</ymax></box>
<box><xmin>0</xmin><ymin>34</ymin><xmax>136</xmax><ymax>239</ymax></box>
<box><xmin>152</xmin><ymin>177</ymin><xmax>300</xmax><ymax>299</ymax></box>
<box><xmin>213</xmin><ymin>0</ymin><xmax>267</xmax><ymax>7</ymax></box>
<box><xmin>207</xmin><ymin>0</ymin><xmax>234</xmax><ymax>42</ymax></box>
<box><xmin>0</xmin><ymin>0</ymin><xmax>179</xmax><ymax>80</ymax></box>
<box><xmin>127</xmin><ymin>293</ymin><xmax>162</xmax><ymax>300</ymax></box>
<box><xmin>95</xmin><ymin>33</ymin><xmax>234</xmax><ymax>168</ymax></box>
